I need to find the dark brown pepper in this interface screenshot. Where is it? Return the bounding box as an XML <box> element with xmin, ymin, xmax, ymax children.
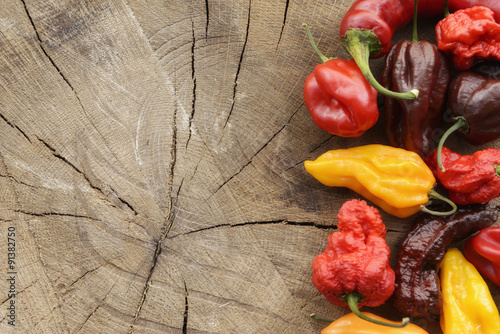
<box><xmin>381</xmin><ymin>40</ymin><xmax>450</xmax><ymax>157</ymax></box>
<box><xmin>393</xmin><ymin>203</ymin><xmax>498</xmax><ymax>319</ymax></box>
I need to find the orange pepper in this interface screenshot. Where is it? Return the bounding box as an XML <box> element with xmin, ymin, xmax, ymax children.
<box><xmin>321</xmin><ymin>312</ymin><xmax>429</xmax><ymax>334</ymax></box>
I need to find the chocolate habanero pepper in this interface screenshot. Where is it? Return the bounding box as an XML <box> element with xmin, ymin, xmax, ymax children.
<box><xmin>440</xmin><ymin>248</ymin><xmax>500</xmax><ymax>334</ymax></box>
<box><xmin>436</xmin><ymin>4</ymin><xmax>500</xmax><ymax>70</ymax></box>
<box><xmin>426</xmin><ymin>146</ymin><xmax>500</xmax><ymax>204</ymax></box>
<box><xmin>381</xmin><ymin>0</ymin><xmax>450</xmax><ymax>157</ymax></box>
<box><xmin>304</xmin><ymin>144</ymin><xmax>456</xmax><ymax>218</ymax></box>
<box><xmin>312</xmin><ymin>199</ymin><xmax>409</xmax><ymax>327</ymax></box>
<box><xmin>393</xmin><ymin>203</ymin><xmax>498</xmax><ymax>318</ymax></box>
<box><xmin>437</xmin><ymin>61</ymin><xmax>500</xmax><ymax>148</ymax></box>
<box><xmin>303</xmin><ymin>24</ymin><xmax>378</xmax><ymax>137</ymax></box>
<box><xmin>464</xmin><ymin>227</ymin><xmax>500</xmax><ymax>287</ymax></box>
<box><xmin>317</xmin><ymin>312</ymin><xmax>429</xmax><ymax>334</ymax></box>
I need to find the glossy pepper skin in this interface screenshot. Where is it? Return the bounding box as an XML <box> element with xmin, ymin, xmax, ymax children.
<box><xmin>464</xmin><ymin>227</ymin><xmax>500</xmax><ymax>287</ymax></box>
<box><xmin>446</xmin><ymin>61</ymin><xmax>500</xmax><ymax>145</ymax></box>
<box><xmin>381</xmin><ymin>40</ymin><xmax>450</xmax><ymax>157</ymax></box>
<box><xmin>304</xmin><ymin>58</ymin><xmax>378</xmax><ymax>137</ymax></box>
<box><xmin>426</xmin><ymin>147</ymin><xmax>500</xmax><ymax>204</ymax></box>
<box><xmin>304</xmin><ymin>144</ymin><xmax>440</xmax><ymax>218</ymax></box>
<box><xmin>393</xmin><ymin>203</ymin><xmax>498</xmax><ymax>319</ymax></box>
<box><xmin>320</xmin><ymin>312</ymin><xmax>429</xmax><ymax>334</ymax></box>
<box><xmin>436</xmin><ymin>6</ymin><xmax>500</xmax><ymax>70</ymax></box>
<box><xmin>440</xmin><ymin>248</ymin><xmax>500</xmax><ymax>334</ymax></box>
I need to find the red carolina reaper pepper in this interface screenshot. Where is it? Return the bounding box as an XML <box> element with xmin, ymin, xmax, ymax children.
<box><xmin>312</xmin><ymin>199</ymin><xmax>409</xmax><ymax>327</ymax></box>
<box><xmin>303</xmin><ymin>24</ymin><xmax>378</xmax><ymax>137</ymax></box>
<box><xmin>464</xmin><ymin>227</ymin><xmax>500</xmax><ymax>287</ymax></box>
<box><xmin>436</xmin><ymin>5</ymin><xmax>500</xmax><ymax>70</ymax></box>
<box><xmin>425</xmin><ymin>146</ymin><xmax>500</xmax><ymax>205</ymax></box>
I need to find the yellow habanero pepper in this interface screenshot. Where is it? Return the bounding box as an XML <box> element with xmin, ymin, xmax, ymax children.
<box><xmin>440</xmin><ymin>248</ymin><xmax>500</xmax><ymax>334</ymax></box>
<box><xmin>321</xmin><ymin>312</ymin><xmax>429</xmax><ymax>334</ymax></box>
<box><xmin>304</xmin><ymin>144</ymin><xmax>456</xmax><ymax>218</ymax></box>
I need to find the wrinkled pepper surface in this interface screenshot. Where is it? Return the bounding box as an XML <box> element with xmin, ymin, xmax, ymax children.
<box><xmin>440</xmin><ymin>248</ymin><xmax>500</xmax><ymax>334</ymax></box>
<box><xmin>312</xmin><ymin>199</ymin><xmax>408</xmax><ymax>327</ymax></box>
<box><xmin>303</xmin><ymin>24</ymin><xmax>378</xmax><ymax>137</ymax></box>
<box><xmin>304</xmin><ymin>144</ymin><xmax>455</xmax><ymax>218</ymax></box>
<box><xmin>426</xmin><ymin>147</ymin><xmax>500</xmax><ymax>204</ymax></box>
<box><xmin>436</xmin><ymin>6</ymin><xmax>500</xmax><ymax>70</ymax></box>
<box><xmin>442</xmin><ymin>60</ymin><xmax>500</xmax><ymax>146</ymax></box>
<box><xmin>320</xmin><ymin>312</ymin><xmax>428</xmax><ymax>334</ymax></box>
<box><xmin>393</xmin><ymin>203</ymin><xmax>498</xmax><ymax>318</ymax></box>
<box><xmin>464</xmin><ymin>227</ymin><xmax>500</xmax><ymax>287</ymax></box>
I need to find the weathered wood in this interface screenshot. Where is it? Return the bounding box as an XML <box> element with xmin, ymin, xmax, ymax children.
<box><xmin>0</xmin><ymin>0</ymin><xmax>498</xmax><ymax>333</ymax></box>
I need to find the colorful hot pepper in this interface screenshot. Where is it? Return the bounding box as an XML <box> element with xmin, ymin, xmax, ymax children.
<box><xmin>464</xmin><ymin>227</ymin><xmax>500</xmax><ymax>287</ymax></box>
<box><xmin>381</xmin><ymin>0</ymin><xmax>450</xmax><ymax>157</ymax></box>
<box><xmin>393</xmin><ymin>203</ymin><xmax>498</xmax><ymax>319</ymax></box>
<box><xmin>303</xmin><ymin>24</ymin><xmax>378</xmax><ymax>137</ymax></box>
<box><xmin>312</xmin><ymin>199</ymin><xmax>408</xmax><ymax>327</ymax></box>
<box><xmin>440</xmin><ymin>248</ymin><xmax>500</xmax><ymax>334</ymax></box>
<box><xmin>304</xmin><ymin>144</ymin><xmax>456</xmax><ymax>218</ymax></box>
<box><xmin>319</xmin><ymin>312</ymin><xmax>428</xmax><ymax>334</ymax></box>
<box><xmin>426</xmin><ymin>146</ymin><xmax>500</xmax><ymax>205</ymax></box>
<box><xmin>436</xmin><ymin>5</ymin><xmax>500</xmax><ymax>70</ymax></box>
<box><xmin>439</xmin><ymin>60</ymin><xmax>500</xmax><ymax>147</ymax></box>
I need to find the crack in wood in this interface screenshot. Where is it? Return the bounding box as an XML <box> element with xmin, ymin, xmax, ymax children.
<box><xmin>204</xmin><ymin>0</ymin><xmax>210</xmax><ymax>38</ymax></box>
<box><xmin>223</xmin><ymin>0</ymin><xmax>252</xmax><ymax>129</ymax></box>
<box><xmin>186</xmin><ymin>19</ymin><xmax>197</xmax><ymax>150</ymax></box>
<box><xmin>0</xmin><ymin>112</ymin><xmax>31</xmax><ymax>143</ymax></box>
<box><xmin>13</xmin><ymin>209</ymin><xmax>99</xmax><ymax>221</ymax></box>
<box><xmin>277</xmin><ymin>0</ymin><xmax>290</xmax><ymax>49</ymax></box>
<box><xmin>182</xmin><ymin>280</ymin><xmax>189</xmax><ymax>334</ymax></box>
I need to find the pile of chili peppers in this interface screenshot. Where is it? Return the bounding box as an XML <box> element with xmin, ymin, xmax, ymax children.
<box><xmin>302</xmin><ymin>0</ymin><xmax>500</xmax><ymax>333</ymax></box>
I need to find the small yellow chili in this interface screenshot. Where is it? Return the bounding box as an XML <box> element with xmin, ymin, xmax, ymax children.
<box><xmin>304</xmin><ymin>144</ymin><xmax>456</xmax><ymax>218</ymax></box>
<box><xmin>320</xmin><ymin>312</ymin><xmax>429</xmax><ymax>334</ymax></box>
<box><xmin>440</xmin><ymin>248</ymin><xmax>500</xmax><ymax>334</ymax></box>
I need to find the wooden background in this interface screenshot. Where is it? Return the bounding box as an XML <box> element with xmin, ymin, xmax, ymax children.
<box><xmin>0</xmin><ymin>0</ymin><xmax>499</xmax><ymax>333</ymax></box>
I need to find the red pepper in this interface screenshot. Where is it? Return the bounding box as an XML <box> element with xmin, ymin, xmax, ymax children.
<box><xmin>425</xmin><ymin>146</ymin><xmax>500</xmax><ymax>204</ymax></box>
<box><xmin>303</xmin><ymin>24</ymin><xmax>378</xmax><ymax>137</ymax></box>
<box><xmin>436</xmin><ymin>5</ymin><xmax>500</xmax><ymax>70</ymax></box>
<box><xmin>339</xmin><ymin>0</ymin><xmax>500</xmax><ymax>97</ymax></box>
<box><xmin>464</xmin><ymin>227</ymin><xmax>500</xmax><ymax>287</ymax></box>
<box><xmin>312</xmin><ymin>199</ymin><xmax>409</xmax><ymax>328</ymax></box>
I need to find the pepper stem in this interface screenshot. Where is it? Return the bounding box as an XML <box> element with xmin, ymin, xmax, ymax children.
<box><xmin>341</xmin><ymin>29</ymin><xmax>419</xmax><ymax>100</ymax></box>
<box><xmin>444</xmin><ymin>0</ymin><xmax>450</xmax><ymax>17</ymax></box>
<box><xmin>412</xmin><ymin>0</ymin><xmax>419</xmax><ymax>43</ymax></box>
<box><xmin>310</xmin><ymin>313</ymin><xmax>332</xmax><ymax>323</ymax></box>
<box><xmin>420</xmin><ymin>189</ymin><xmax>457</xmax><ymax>216</ymax></box>
<box><xmin>341</xmin><ymin>293</ymin><xmax>410</xmax><ymax>328</ymax></box>
<box><xmin>303</xmin><ymin>23</ymin><xmax>331</xmax><ymax>63</ymax></box>
<box><xmin>496</xmin><ymin>165</ymin><xmax>500</xmax><ymax>177</ymax></box>
<box><xmin>437</xmin><ymin>117</ymin><xmax>469</xmax><ymax>171</ymax></box>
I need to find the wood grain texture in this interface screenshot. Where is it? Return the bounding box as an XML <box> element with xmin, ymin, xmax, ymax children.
<box><xmin>0</xmin><ymin>0</ymin><xmax>498</xmax><ymax>333</ymax></box>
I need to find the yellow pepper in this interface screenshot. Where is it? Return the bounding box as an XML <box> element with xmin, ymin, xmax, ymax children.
<box><xmin>320</xmin><ymin>312</ymin><xmax>429</xmax><ymax>334</ymax></box>
<box><xmin>440</xmin><ymin>248</ymin><xmax>500</xmax><ymax>334</ymax></box>
<box><xmin>304</xmin><ymin>144</ymin><xmax>456</xmax><ymax>218</ymax></box>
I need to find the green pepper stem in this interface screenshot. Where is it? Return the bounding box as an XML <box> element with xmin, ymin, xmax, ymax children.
<box><xmin>412</xmin><ymin>0</ymin><xmax>419</xmax><ymax>43</ymax></box>
<box><xmin>444</xmin><ymin>0</ymin><xmax>450</xmax><ymax>17</ymax></box>
<box><xmin>341</xmin><ymin>29</ymin><xmax>419</xmax><ymax>100</ymax></box>
<box><xmin>303</xmin><ymin>23</ymin><xmax>331</xmax><ymax>63</ymax></box>
<box><xmin>495</xmin><ymin>165</ymin><xmax>500</xmax><ymax>177</ymax></box>
<box><xmin>342</xmin><ymin>293</ymin><xmax>410</xmax><ymax>328</ymax></box>
<box><xmin>420</xmin><ymin>189</ymin><xmax>457</xmax><ymax>216</ymax></box>
<box><xmin>310</xmin><ymin>313</ymin><xmax>332</xmax><ymax>323</ymax></box>
<box><xmin>437</xmin><ymin>117</ymin><xmax>469</xmax><ymax>172</ymax></box>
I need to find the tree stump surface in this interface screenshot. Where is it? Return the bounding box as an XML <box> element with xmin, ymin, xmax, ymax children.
<box><xmin>0</xmin><ymin>1</ymin><xmax>498</xmax><ymax>333</ymax></box>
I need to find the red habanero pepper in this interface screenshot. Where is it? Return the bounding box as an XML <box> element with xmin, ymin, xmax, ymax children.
<box><xmin>303</xmin><ymin>24</ymin><xmax>378</xmax><ymax>137</ymax></box>
<box><xmin>464</xmin><ymin>227</ymin><xmax>500</xmax><ymax>287</ymax></box>
<box><xmin>425</xmin><ymin>146</ymin><xmax>500</xmax><ymax>205</ymax></box>
<box><xmin>312</xmin><ymin>199</ymin><xmax>409</xmax><ymax>328</ymax></box>
<box><xmin>436</xmin><ymin>5</ymin><xmax>500</xmax><ymax>70</ymax></box>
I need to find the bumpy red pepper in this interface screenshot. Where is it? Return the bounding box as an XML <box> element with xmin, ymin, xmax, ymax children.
<box><xmin>425</xmin><ymin>146</ymin><xmax>500</xmax><ymax>204</ymax></box>
<box><xmin>312</xmin><ymin>199</ymin><xmax>409</xmax><ymax>327</ymax></box>
<box><xmin>303</xmin><ymin>24</ymin><xmax>378</xmax><ymax>137</ymax></box>
<box><xmin>436</xmin><ymin>5</ymin><xmax>500</xmax><ymax>70</ymax></box>
<box><xmin>464</xmin><ymin>227</ymin><xmax>500</xmax><ymax>287</ymax></box>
